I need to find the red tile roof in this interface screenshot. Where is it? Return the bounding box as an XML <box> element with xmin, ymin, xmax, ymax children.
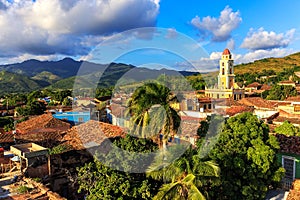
<box><xmin>287</xmin><ymin>179</ymin><xmax>300</xmax><ymax>199</ymax></box>
<box><xmin>275</xmin><ymin>134</ymin><xmax>300</xmax><ymax>155</ymax></box>
<box><xmin>286</xmin><ymin>96</ymin><xmax>300</xmax><ymax>102</ymax></box>
<box><xmin>215</xmin><ymin>98</ymin><xmax>242</xmax><ymax>107</ymax></box>
<box><xmin>222</xmin><ymin>48</ymin><xmax>231</xmax><ymax>55</ymax></box>
<box><xmin>109</xmin><ymin>103</ymin><xmax>126</xmax><ymax>117</ymax></box>
<box><xmin>225</xmin><ymin>106</ymin><xmax>254</xmax><ymax>116</ymax></box>
<box><xmin>238</xmin><ymin>97</ymin><xmax>276</xmax><ymax>109</ymax></box>
<box><xmin>0</xmin><ymin>133</ymin><xmax>14</xmax><ymax>143</ymax></box>
<box><xmin>273</xmin><ymin>116</ymin><xmax>300</xmax><ymax>125</ymax></box>
<box><xmin>279</xmin><ymin>80</ymin><xmax>295</xmax><ymax>84</ymax></box>
<box><xmin>63</xmin><ymin>120</ymin><xmax>126</xmax><ymax>150</ymax></box>
<box><xmin>246</xmin><ymin>82</ymin><xmax>262</xmax><ymax>88</ymax></box>
<box><xmin>16</xmin><ymin>114</ymin><xmax>71</xmax><ymax>134</ymax></box>
<box><xmin>260</xmin><ymin>84</ymin><xmax>272</xmax><ymax>90</ymax></box>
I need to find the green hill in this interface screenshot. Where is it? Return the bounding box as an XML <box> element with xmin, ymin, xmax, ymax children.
<box><xmin>0</xmin><ymin>71</ymin><xmax>41</xmax><ymax>94</ymax></box>
<box><xmin>32</xmin><ymin>71</ymin><xmax>61</xmax><ymax>87</ymax></box>
<box><xmin>234</xmin><ymin>52</ymin><xmax>300</xmax><ymax>74</ymax></box>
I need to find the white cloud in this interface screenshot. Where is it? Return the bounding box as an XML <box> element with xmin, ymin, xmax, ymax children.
<box><xmin>241</xmin><ymin>28</ymin><xmax>295</xmax><ymax>50</ymax></box>
<box><xmin>236</xmin><ymin>48</ymin><xmax>295</xmax><ymax>64</ymax></box>
<box><xmin>226</xmin><ymin>38</ymin><xmax>235</xmax><ymax>50</ymax></box>
<box><xmin>191</xmin><ymin>6</ymin><xmax>241</xmax><ymax>42</ymax></box>
<box><xmin>0</xmin><ymin>0</ymin><xmax>160</xmax><ymax>58</ymax></box>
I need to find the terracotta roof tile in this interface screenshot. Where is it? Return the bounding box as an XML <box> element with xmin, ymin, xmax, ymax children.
<box><xmin>286</xmin><ymin>96</ymin><xmax>300</xmax><ymax>102</ymax></box>
<box><xmin>273</xmin><ymin>116</ymin><xmax>300</xmax><ymax>125</ymax></box>
<box><xmin>63</xmin><ymin>120</ymin><xmax>126</xmax><ymax>150</ymax></box>
<box><xmin>246</xmin><ymin>82</ymin><xmax>262</xmax><ymax>88</ymax></box>
<box><xmin>287</xmin><ymin>179</ymin><xmax>300</xmax><ymax>199</ymax></box>
<box><xmin>225</xmin><ymin>106</ymin><xmax>254</xmax><ymax>116</ymax></box>
<box><xmin>222</xmin><ymin>48</ymin><xmax>231</xmax><ymax>55</ymax></box>
<box><xmin>16</xmin><ymin>114</ymin><xmax>71</xmax><ymax>134</ymax></box>
<box><xmin>275</xmin><ymin>134</ymin><xmax>300</xmax><ymax>155</ymax></box>
<box><xmin>279</xmin><ymin>80</ymin><xmax>295</xmax><ymax>84</ymax></box>
<box><xmin>215</xmin><ymin>98</ymin><xmax>242</xmax><ymax>107</ymax></box>
<box><xmin>260</xmin><ymin>84</ymin><xmax>272</xmax><ymax>90</ymax></box>
<box><xmin>0</xmin><ymin>133</ymin><xmax>14</xmax><ymax>143</ymax></box>
<box><xmin>238</xmin><ymin>97</ymin><xmax>276</xmax><ymax>109</ymax></box>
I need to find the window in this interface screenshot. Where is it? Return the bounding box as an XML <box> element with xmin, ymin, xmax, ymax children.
<box><xmin>208</xmin><ymin>104</ymin><xmax>211</xmax><ymax>109</ymax></box>
<box><xmin>222</xmin><ymin>62</ymin><xmax>224</xmax><ymax>66</ymax></box>
<box><xmin>78</xmin><ymin>117</ymin><xmax>84</xmax><ymax>122</ymax></box>
<box><xmin>222</xmin><ymin>68</ymin><xmax>224</xmax><ymax>75</ymax></box>
<box><xmin>282</xmin><ymin>156</ymin><xmax>295</xmax><ymax>189</ymax></box>
<box><xmin>217</xmin><ymin>94</ymin><xmax>219</xmax><ymax>99</ymax></box>
<box><xmin>230</xmin><ymin>68</ymin><xmax>232</xmax><ymax>74</ymax></box>
<box><xmin>229</xmin><ymin>55</ymin><xmax>231</xmax><ymax>59</ymax></box>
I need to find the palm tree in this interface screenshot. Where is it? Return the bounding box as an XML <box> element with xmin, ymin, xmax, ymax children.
<box><xmin>147</xmin><ymin>148</ymin><xmax>220</xmax><ymax>200</ymax></box>
<box><xmin>127</xmin><ymin>82</ymin><xmax>181</xmax><ymax>147</ymax></box>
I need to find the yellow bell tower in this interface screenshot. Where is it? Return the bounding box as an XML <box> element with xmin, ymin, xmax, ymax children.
<box><xmin>218</xmin><ymin>48</ymin><xmax>235</xmax><ymax>89</ymax></box>
<box><xmin>205</xmin><ymin>48</ymin><xmax>244</xmax><ymax>100</ymax></box>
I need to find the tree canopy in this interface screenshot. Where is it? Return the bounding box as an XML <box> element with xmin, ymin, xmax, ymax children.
<box><xmin>274</xmin><ymin>120</ymin><xmax>300</xmax><ymax>136</ymax></box>
<box><xmin>127</xmin><ymin>82</ymin><xmax>181</xmax><ymax>139</ymax></box>
<box><xmin>266</xmin><ymin>85</ymin><xmax>297</xmax><ymax>100</ymax></box>
<box><xmin>208</xmin><ymin>112</ymin><xmax>285</xmax><ymax>200</ymax></box>
<box><xmin>77</xmin><ymin>135</ymin><xmax>161</xmax><ymax>200</ymax></box>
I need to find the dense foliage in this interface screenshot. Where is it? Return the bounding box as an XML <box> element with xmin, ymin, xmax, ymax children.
<box><xmin>266</xmin><ymin>85</ymin><xmax>297</xmax><ymax>100</ymax></box>
<box><xmin>147</xmin><ymin>147</ymin><xmax>220</xmax><ymax>200</ymax></box>
<box><xmin>274</xmin><ymin>120</ymin><xmax>300</xmax><ymax>136</ymax></box>
<box><xmin>208</xmin><ymin>112</ymin><xmax>285</xmax><ymax>200</ymax></box>
<box><xmin>77</xmin><ymin>136</ymin><xmax>161</xmax><ymax>200</ymax></box>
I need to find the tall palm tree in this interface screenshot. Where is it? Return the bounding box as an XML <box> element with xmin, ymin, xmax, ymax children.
<box><xmin>127</xmin><ymin>82</ymin><xmax>181</xmax><ymax>147</ymax></box>
<box><xmin>147</xmin><ymin>148</ymin><xmax>220</xmax><ymax>200</ymax></box>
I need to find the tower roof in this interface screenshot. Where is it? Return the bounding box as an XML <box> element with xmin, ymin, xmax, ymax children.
<box><xmin>222</xmin><ymin>48</ymin><xmax>231</xmax><ymax>55</ymax></box>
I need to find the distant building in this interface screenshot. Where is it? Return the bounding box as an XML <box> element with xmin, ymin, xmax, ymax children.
<box><xmin>205</xmin><ymin>48</ymin><xmax>245</xmax><ymax>100</ymax></box>
<box><xmin>278</xmin><ymin>80</ymin><xmax>296</xmax><ymax>87</ymax></box>
<box><xmin>53</xmin><ymin>111</ymin><xmax>90</xmax><ymax>125</ymax></box>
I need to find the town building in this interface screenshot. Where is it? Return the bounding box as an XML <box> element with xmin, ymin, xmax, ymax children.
<box><xmin>205</xmin><ymin>48</ymin><xmax>245</xmax><ymax>100</ymax></box>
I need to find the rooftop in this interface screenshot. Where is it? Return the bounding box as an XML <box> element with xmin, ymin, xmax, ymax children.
<box><xmin>63</xmin><ymin>120</ymin><xmax>126</xmax><ymax>150</ymax></box>
<box><xmin>16</xmin><ymin>114</ymin><xmax>71</xmax><ymax>134</ymax></box>
<box><xmin>238</xmin><ymin>97</ymin><xmax>276</xmax><ymax>109</ymax></box>
<box><xmin>275</xmin><ymin>134</ymin><xmax>300</xmax><ymax>155</ymax></box>
<box><xmin>222</xmin><ymin>48</ymin><xmax>231</xmax><ymax>55</ymax></box>
<box><xmin>246</xmin><ymin>82</ymin><xmax>262</xmax><ymax>88</ymax></box>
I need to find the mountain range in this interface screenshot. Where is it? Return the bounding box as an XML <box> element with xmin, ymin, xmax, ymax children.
<box><xmin>1</xmin><ymin>52</ymin><xmax>300</xmax><ymax>95</ymax></box>
<box><xmin>0</xmin><ymin>58</ymin><xmax>198</xmax><ymax>95</ymax></box>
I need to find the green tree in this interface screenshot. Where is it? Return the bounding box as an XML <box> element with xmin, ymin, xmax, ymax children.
<box><xmin>127</xmin><ymin>82</ymin><xmax>181</xmax><ymax>147</ymax></box>
<box><xmin>274</xmin><ymin>120</ymin><xmax>300</xmax><ymax>136</ymax></box>
<box><xmin>147</xmin><ymin>148</ymin><xmax>220</xmax><ymax>200</ymax></box>
<box><xmin>62</xmin><ymin>97</ymin><xmax>72</xmax><ymax>106</ymax></box>
<box><xmin>209</xmin><ymin>112</ymin><xmax>285</xmax><ymax>200</ymax></box>
<box><xmin>266</xmin><ymin>85</ymin><xmax>297</xmax><ymax>100</ymax></box>
<box><xmin>53</xmin><ymin>90</ymin><xmax>72</xmax><ymax>103</ymax></box>
<box><xmin>77</xmin><ymin>136</ymin><xmax>161</xmax><ymax>200</ymax></box>
<box><xmin>16</xmin><ymin>100</ymin><xmax>46</xmax><ymax>116</ymax></box>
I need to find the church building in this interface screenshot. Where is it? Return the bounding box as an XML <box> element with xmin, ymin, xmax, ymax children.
<box><xmin>205</xmin><ymin>48</ymin><xmax>245</xmax><ymax>100</ymax></box>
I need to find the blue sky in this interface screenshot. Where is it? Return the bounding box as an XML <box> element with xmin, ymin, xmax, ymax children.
<box><xmin>0</xmin><ymin>0</ymin><xmax>300</xmax><ymax>72</ymax></box>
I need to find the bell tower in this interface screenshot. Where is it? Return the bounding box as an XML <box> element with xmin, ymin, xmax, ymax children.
<box><xmin>218</xmin><ymin>48</ymin><xmax>235</xmax><ymax>89</ymax></box>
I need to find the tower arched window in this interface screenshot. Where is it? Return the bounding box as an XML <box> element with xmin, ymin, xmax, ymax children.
<box><xmin>222</xmin><ymin>68</ymin><xmax>224</xmax><ymax>75</ymax></box>
<box><xmin>230</xmin><ymin>68</ymin><xmax>232</xmax><ymax>74</ymax></box>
